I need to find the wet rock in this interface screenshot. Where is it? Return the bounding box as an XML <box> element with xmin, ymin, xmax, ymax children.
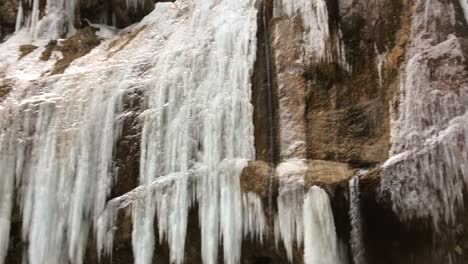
<box><xmin>18</xmin><ymin>44</ymin><xmax>38</xmax><ymax>59</ymax></box>
<box><xmin>0</xmin><ymin>0</ymin><xmax>19</xmax><ymax>41</ymax></box>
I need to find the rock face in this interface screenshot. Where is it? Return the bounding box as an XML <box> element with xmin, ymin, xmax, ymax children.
<box><xmin>2</xmin><ymin>0</ymin><xmax>468</xmax><ymax>264</ymax></box>
<box><xmin>0</xmin><ymin>0</ymin><xmax>19</xmax><ymax>40</ymax></box>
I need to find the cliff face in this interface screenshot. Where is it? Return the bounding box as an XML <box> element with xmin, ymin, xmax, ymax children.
<box><xmin>0</xmin><ymin>0</ymin><xmax>18</xmax><ymax>40</ymax></box>
<box><xmin>1</xmin><ymin>0</ymin><xmax>468</xmax><ymax>264</ymax></box>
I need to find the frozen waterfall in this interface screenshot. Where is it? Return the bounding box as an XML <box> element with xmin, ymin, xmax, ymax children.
<box><xmin>0</xmin><ymin>0</ymin><xmax>347</xmax><ymax>263</ymax></box>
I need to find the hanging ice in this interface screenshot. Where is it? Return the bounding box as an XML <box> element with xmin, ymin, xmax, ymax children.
<box><xmin>274</xmin><ymin>160</ymin><xmax>346</xmax><ymax>263</ymax></box>
<box><xmin>0</xmin><ymin>9</ymin><xmax>157</xmax><ymax>263</ymax></box>
<box><xmin>274</xmin><ymin>185</ymin><xmax>346</xmax><ymax>264</ymax></box>
<box><xmin>460</xmin><ymin>0</ymin><xmax>468</xmax><ymax>23</ymax></box>
<box><xmin>303</xmin><ymin>186</ymin><xmax>345</xmax><ymax>264</ymax></box>
<box><xmin>0</xmin><ymin>0</ymin><xmax>350</xmax><ymax>263</ymax></box>
<box><xmin>15</xmin><ymin>0</ymin><xmax>77</xmax><ymax>39</ymax></box>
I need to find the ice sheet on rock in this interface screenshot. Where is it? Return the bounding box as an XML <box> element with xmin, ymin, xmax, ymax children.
<box><xmin>15</xmin><ymin>0</ymin><xmax>77</xmax><ymax>39</ymax></box>
<box><xmin>382</xmin><ymin>0</ymin><xmax>468</xmax><ymax>230</ymax></box>
<box><xmin>274</xmin><ymin>159</ymin><xmax>307</xmax><ymax>260</ymax></box>
<box><xmin>0</xmin><ymin>31</ymin><xmax>60</xmax><ymax>81</ymax></box>
<box><xmin>277</xmin><ymin>158</ymin><xmax>308</xmax><ymax>188</ymax></box>
<box><xmin>133</xmin><ymin>0</ymin><xmax>258</xmax><ymax>263</ymax></box>
<box><xmin>0</xmin><ymin>5</ymin><xmax>174</xmax><ymax>263</ymax></box>
<box><xmin>273</xmin><ymin>0</ymin><xmax>348</xmax><ymax>68</ymax></box>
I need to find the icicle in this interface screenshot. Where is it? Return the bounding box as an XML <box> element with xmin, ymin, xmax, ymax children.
<box><xmin>303</xmin><ymin>186</ymin><xmax>344</xmax><ymax>264</ymax></box>
<box><xmin>15</xmin><ymin>2</ymin><xmax>24</xmax><ymax>32</ymax></box>
<box><xmin>461</xmin><ymin>0</ymin><xmax>468</xmax><ymax>23</ymax></box>
<box><xmin>15</xmin><ymin>0</ymin><xmax>78</xmax><ymax>39</ymax></box>
<box><xmin>349</xmin><ymin>175</ymin><xmax>366</xmax><ymax>264</ymax></box>
<box><xmin>2</xmin><ymin>0</ymin><xmax>259</xmax><ymax>263</ymax></box>
<box><xmin>274</xmin><ymin>0</ymin><xmax>348</xmax><ymax>67</ymax></box>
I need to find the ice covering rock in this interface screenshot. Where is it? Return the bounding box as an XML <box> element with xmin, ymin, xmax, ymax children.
<box><xmin>382</xmin><ymin>0</ymin><xmax>468</xmax><ymax>230</ymax></box>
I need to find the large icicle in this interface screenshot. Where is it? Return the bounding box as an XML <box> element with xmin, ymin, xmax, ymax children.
<box><xmin>273</xmin><ymin>0</ymin><xmax>348</xmax><ymax>67</ymax></box>
<box><xmin>349</xmin><ymin>175</ymin><xmax>366</xmax><ymax>264</ymax></box>
<box><xmin>15</xmin><ymin>0</ymin><xmax>78</xmax><ymax>39</ymax></box>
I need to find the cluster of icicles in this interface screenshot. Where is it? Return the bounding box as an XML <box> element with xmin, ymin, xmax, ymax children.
<box><xmin>15</xmin><ymin>0</ymin><xmax>146</xmax><ymax>40</ymax></box>
<box><xmin>0</xmin><ymin>0</ymin><xmax>347</xmax><ymax>264</ymax></box>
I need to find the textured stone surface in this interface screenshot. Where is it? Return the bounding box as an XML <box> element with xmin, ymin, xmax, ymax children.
<box><xmin>0</xmin><ymin>0</ymin><xmax>19</xmax><ymax>41</ymax></box>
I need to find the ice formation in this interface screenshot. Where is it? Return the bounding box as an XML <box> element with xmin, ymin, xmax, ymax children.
<box><xmin>14</xmin><ymin>0</ymin><xmax>147</xmax><ymax>39</ymax></box>
<box><xmin>15</xmin><ymin>0</ymin><xmax>78</xmax><ymax>39</ymax></box>
<box><xmin>0</xmin><ymin>2</ymin><xmax>173</xmax><ymax>263</ymax></box>
<box><xmin>0</xmin><ymin>0</ymin><xmax>349</xmax><ymax>263</ymax></box>
<box><xmin>273</xmin><ymin>0</ymin><xmax>348</xmax><ymax>67</ymax></box>
<box><xmin>274</xmin><ymin>186</ymin><xmax>346</xmax><ymax>264</ymax></box>
<box><xmin>349</xmin><ymin>175</ymin><xmax>366</xmax><ymax>264</ymax></box>
<box><xmin>382</xmin><ymin>0</ymin><xmax>468</xmax><ymax>230</ymax></box>
<box><xmin>272</xmin><ymin>0</ymin><xmax>349</xmax><ymax>160</ymax></box>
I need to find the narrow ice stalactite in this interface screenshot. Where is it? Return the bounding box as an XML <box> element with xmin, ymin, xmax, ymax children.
<box><xmin>272</xmin><ymin>0</ymin><xmax>349</xmax><ymax>160</ymax></box>
<box><xmin>303</xmin><ymin>186</ymin><xmax>344</xmax><ymax>264</ymax></box>
<box><xmin>349</xmin><ymin>176</ymin><xmax>366</xmax><ymax>264</ymax></box>
<box><xmin>0</xmin><ymin>80</ymin><xmax>124</xmax><ymax>264</ymax></box>
<box><xmin>461</xmin><ymin>0</ymin><xmax>468</xmax><ymax>23</ymax></box>
<box><xmin>382</xmin><ymin>0</ymin><xmax>468</xmax><ymax>229</ymax></box>
<box><xmin>374</xmin><ymin>44</ymin><xmax>386</xmax><ymax>89</ymax></box>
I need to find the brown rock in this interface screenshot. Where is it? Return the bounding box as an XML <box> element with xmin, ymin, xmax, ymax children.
<box><xmin>305</xmin><ymin>160</ymin><xmax>355</xmax><ymax>186</ymax></box>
